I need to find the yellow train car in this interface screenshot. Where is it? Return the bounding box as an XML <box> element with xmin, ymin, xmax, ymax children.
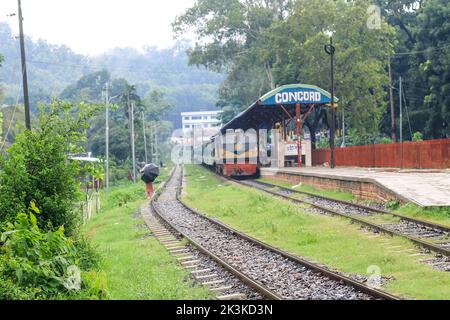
<box><xmin>204</xmin><ymin>131</ymin><xmax>258</xmax><ymax>177</ymax></box>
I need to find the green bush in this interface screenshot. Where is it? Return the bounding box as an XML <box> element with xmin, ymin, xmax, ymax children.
<box><xmin>0</xmin><ymin>204</ymin><xmax>107</xmax><ymax>300</ymax></box>
<box><xmin>0</xmin><ymin>276</ymin><xmax>40</xmax><ymax>300</ymax></box>
<box><xmin>412</xmin><ymin>132</ymin><xmax>423</xmax><ymax>142</ymax></box>
<box><xmin>0</xmin><ymin>101</ymin><xmax>100</xmax><ymax>235</ymax></box>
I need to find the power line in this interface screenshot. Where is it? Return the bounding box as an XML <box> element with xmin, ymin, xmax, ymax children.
<box><xmin>1</xmin><ymin>69</ymin><xmax>24</xmax><ymax>151</ymax></box>
<box><xmin>25</xmin><ymin>59</ymin><xmax>205</xmax><ymax>75</ymax></box>
<box><xmin>393</xmin><ymin>43</ymin><xmax>450</xmax><ymax>57</ymax></box>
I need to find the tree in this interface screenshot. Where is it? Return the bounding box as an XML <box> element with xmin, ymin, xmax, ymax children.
<box><xmin>176</xmin><ymin>0</ymin><xmax>396</xmax><ymax>143</ymax></box>
<box><xmin>0</xmin><ymin>22</ymin><xmax>222</xmax><ymax>131</ymax></box>
<box><xmin>60</xmin><ymin>70</ymin><xmax>111</xmax><ymax>102</ymax></box>
<box><xmin>0</xmin><ymin>101</ymin><xmax>100</xmax><ymax>235</ymax></box>
<box><xmin>173</xmin><ymin>0</ymin><xmax>294</xmax><ymax>114</ymax></box>
<box><xmin>0</xmin><ymin>54</ymin><xmax>4</xmax><ymax>140</ymax></box>
<box><xmin>413</xmin><ymin>0</ymin><xmax>449</xmax><ymax>138</ymax></box>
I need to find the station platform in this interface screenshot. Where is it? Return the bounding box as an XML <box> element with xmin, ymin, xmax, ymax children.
<box><xmin>260</xmin><ymin>167</ymin><xmax>450</xmax><ymax>207</ymax></box>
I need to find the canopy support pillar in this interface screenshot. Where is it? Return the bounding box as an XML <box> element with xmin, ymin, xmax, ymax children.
<box><xmin>296</xmin><ymin>103</ymin><xmax>302</xmax><ymax>168</ymax></box>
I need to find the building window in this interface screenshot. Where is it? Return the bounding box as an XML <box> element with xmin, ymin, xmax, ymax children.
<box><xmin>191</xmin><ymin>116</ymin><xmax>202</xmax><ymax>120</ymax></box>
<box><xmin>184</xmin><ymin>117</ymin><xmax>190</xmax><ymax>121</ymax></box>
<box><xmin>184</xmin><ymin>125</ymin><xmax>191</xmax><ymax>129</ymax></box>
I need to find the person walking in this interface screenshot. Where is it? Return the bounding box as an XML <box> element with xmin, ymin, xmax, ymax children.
<box><xmin>140</xmin><ymin>163</ymin><xmax>160</xmax><ymax>200</ymax></box>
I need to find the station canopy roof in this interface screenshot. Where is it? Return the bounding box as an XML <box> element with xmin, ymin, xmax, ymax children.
<box><xmin>220</xmin><ymin>84</ymin><xmax>338</xmax><ymax>133</ymax></box>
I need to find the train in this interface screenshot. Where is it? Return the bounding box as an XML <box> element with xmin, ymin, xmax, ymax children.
<box><xmin>201</xmin><ymin>130</ymin><xmax>259</xmax><ymax>178</ymax></box>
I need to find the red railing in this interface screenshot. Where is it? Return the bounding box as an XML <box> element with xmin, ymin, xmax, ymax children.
<box><xmin>312</xmin><ymin>138</ymin><xmax>450</xmax><ymax>169</ymax></box>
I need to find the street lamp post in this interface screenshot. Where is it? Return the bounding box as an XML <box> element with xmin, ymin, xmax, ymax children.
<box><xmin>325</xmin><ymin>37</ymin><xmax>336</xmax><ymax>169</ymax></box>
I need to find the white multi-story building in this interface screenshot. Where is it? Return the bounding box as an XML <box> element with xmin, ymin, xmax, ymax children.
<box><xmin>181</xmin><ymin>111</ymin><xmax>222</xmax><ymax>130</ymax></box>
<box><xmin>178</xmin><ymin>111</ymin><xmax>222</xmax><ymax>147</ymax></box>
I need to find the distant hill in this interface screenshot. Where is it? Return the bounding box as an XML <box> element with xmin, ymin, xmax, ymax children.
<box><xmin>0</xmin><ymin>22</ymin><xmax>224</xmax><ymax>128</ymax></box>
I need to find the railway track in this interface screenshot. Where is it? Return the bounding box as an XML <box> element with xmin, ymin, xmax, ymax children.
<box><xmin>142</xmin><ymin>204</ymin><xmax>263</xmax><ymax>300</ymax></box>
<box><xmin>151</xmin><ymin>165</ymin><xmax>400</xmax><ymax>300</ymax></box>
<box><xmin>233</xmin><ymin>178</ymin><xmax>450</xmax><ymax>265</ymax></box>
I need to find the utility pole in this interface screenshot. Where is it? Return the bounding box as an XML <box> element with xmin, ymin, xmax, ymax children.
<box><xmin>399</xmin><ymin>76</ymin><xmax>403</xmax><ymax>144</ymax></box>
<box><xmin>131</xmin><ymin>102</ymin><xmax>137</xmax><ymax>183</ymax></box>
<box><xmin>154</xmin><ymin>123</ymin><xmax>159</xmax><ymax>165</ymax></box>
<box><xmin>104</xmin><ymin>83</ymin><xmax>110</xmax><ymax>194</ymax></box>
<box><xmin>149</xmin><ymin>123</ymin><xmax>153</xmax><ymax>163</ymax></box>
<box><xmin>18</xmin><ymin>0</ymin><xmax>31</xmax><ymax>130</ymax></box>
<box><xmin>388</xmin><ymin>55</ymin><xmax>396</xmax><ymax>142</ymax></box>
<box><xmin>341</xmin><ymin>98</ymin><xmax>346</xmax><ymax>148</ymax></box>
<box><xmin>142</xmin><ymin>112</ymin><xmax>148</xmax><ymax>163</ymax></box>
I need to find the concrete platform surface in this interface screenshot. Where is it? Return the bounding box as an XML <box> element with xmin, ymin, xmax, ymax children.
<box><xmin>261</xmin><ymin>167</ymin><xmax>450</xmax><ymax>207</ymax></box>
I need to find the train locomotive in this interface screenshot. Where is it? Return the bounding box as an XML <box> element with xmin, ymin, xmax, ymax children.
<box><xmin>202</xmin><ymin>130</ymin><xmax>259</xmax><ymax>178</ymax></box>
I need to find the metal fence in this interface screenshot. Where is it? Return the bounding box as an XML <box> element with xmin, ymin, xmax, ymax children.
<box><xmin>312</xmin><ymin>138</ymin><xmax>450</xmax><ymax>169</ymax></box>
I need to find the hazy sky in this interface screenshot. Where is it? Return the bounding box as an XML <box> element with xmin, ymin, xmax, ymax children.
<box><xmin>0</xmin><ymin>0</ymin><xmax>196</xmax><ymax>56</ymax></box>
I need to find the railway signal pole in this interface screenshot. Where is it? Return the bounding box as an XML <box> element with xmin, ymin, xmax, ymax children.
<box><xmin>325</xmin><ymin>37</ymin><xmax>336</xmax><ymax>169</ymax></box>
<box><xmin>17</xmin><ymin>0</ymin><xmax>31</xmax><ymax>130</ymax></box>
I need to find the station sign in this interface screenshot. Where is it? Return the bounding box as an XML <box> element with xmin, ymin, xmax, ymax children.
<box><xmin>285</xmin><ymin>142</ymin><xmax>306</xmax><ymax>156</ymax></box>
<box><xmin>261</xmin><ymin>85</ymin><xmax>333</xmax><ymax>106</ymax></box>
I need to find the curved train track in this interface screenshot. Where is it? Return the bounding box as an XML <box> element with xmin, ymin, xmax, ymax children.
<box><xmin>150</xmin><ymin>165</ymin><xmax>400</xmax><ymax>300</ymax></box>
<box><xmin>232</xmin><ymin>178</ymin><xmax>450</xmax><ymax>261</ymax></box>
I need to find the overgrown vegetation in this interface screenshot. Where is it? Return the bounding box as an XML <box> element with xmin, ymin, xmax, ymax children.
<box><xmin>0</xmin><ymin>204</ymin><xmax>105</xmax><ymax>300</ymax></box>
<box><xmin>183</xmin><ymin>165</ymin><xmax>450</xmax><ymax>299</ymax></box>
<box><xmin>0</xmin><ymin>101</ymin><xmax>100</xmax><ymax>235</ymax></box>
<box><xmin>0</xmin><ymin>100</ymin><xmax>105</xmax><ymax>300</ymax></box>
<box><xmin>174</xmin><ymin>0</ymin><xmax>449</xmax><ymax>143</ymax></box>
<box><xmin>84</xmin><ymin>168</ymin><xmax>212</xmax><ymax>300</ymax></box>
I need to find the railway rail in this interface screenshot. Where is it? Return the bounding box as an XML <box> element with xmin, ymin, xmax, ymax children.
<box><xmin>151</xmin><ymin>165</ymin><xmax>400</xmax><ymax>300</ymax></box>
<box><xmin>232</xmin><ymin>178</ymin><xmax>450</xmax><ymax>263</ymax></box>
<box><xmin>142</xmin><ymin>204</ymin><xmax>263</xmax><ymax>300</ymax></box>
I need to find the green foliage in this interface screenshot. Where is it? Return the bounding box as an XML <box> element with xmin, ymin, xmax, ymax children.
<box><xmin>0</xmin><ymin>100</ymin><xmax>101</xmax><ymax>235</ymax></box>
<box><xmin>176</xmin><ymin>0</ymin><xmax>449</xmax><ymax>141</ymax></box>
<box><xmin>0</xmin><ymin>205</ymin><xmax>106</xmax><ymax>300</ymax></box>
<box><xmin>413</xmin><ymin>0</ymin><xmax>449</xmax><ymax>139</ymax></box>
<box><xmin>386</xmin><ymin>200</ymin><xmax>401</xmax><ymax>210</ymax></box>
<box><xmin>316</xmin><ymin>136</ymin><xmax>330</xmax><ymax>149</ymax></box>
<box><xmin>61</xmin><ymin>70</ymin><xmax>175</xmax><ymax>166</ymax></box>
<box><xmin>412</xmin><ymin>131</ymin><xmax>423</xmax><ymax>142</ymax></box>
<box><xmin>0</xmin><ymin>23</ymin><xmax>222</xmax><ymax>131</ymax></box>
<box><xmin>377</xmin><ymin>136</ymin><xmax>394</xmax><ymax>145</ymax></box>
<box><xmin>175</xmin><ymin>0</ymin><xmax>395</xmax><ymax>139</ymax></box>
